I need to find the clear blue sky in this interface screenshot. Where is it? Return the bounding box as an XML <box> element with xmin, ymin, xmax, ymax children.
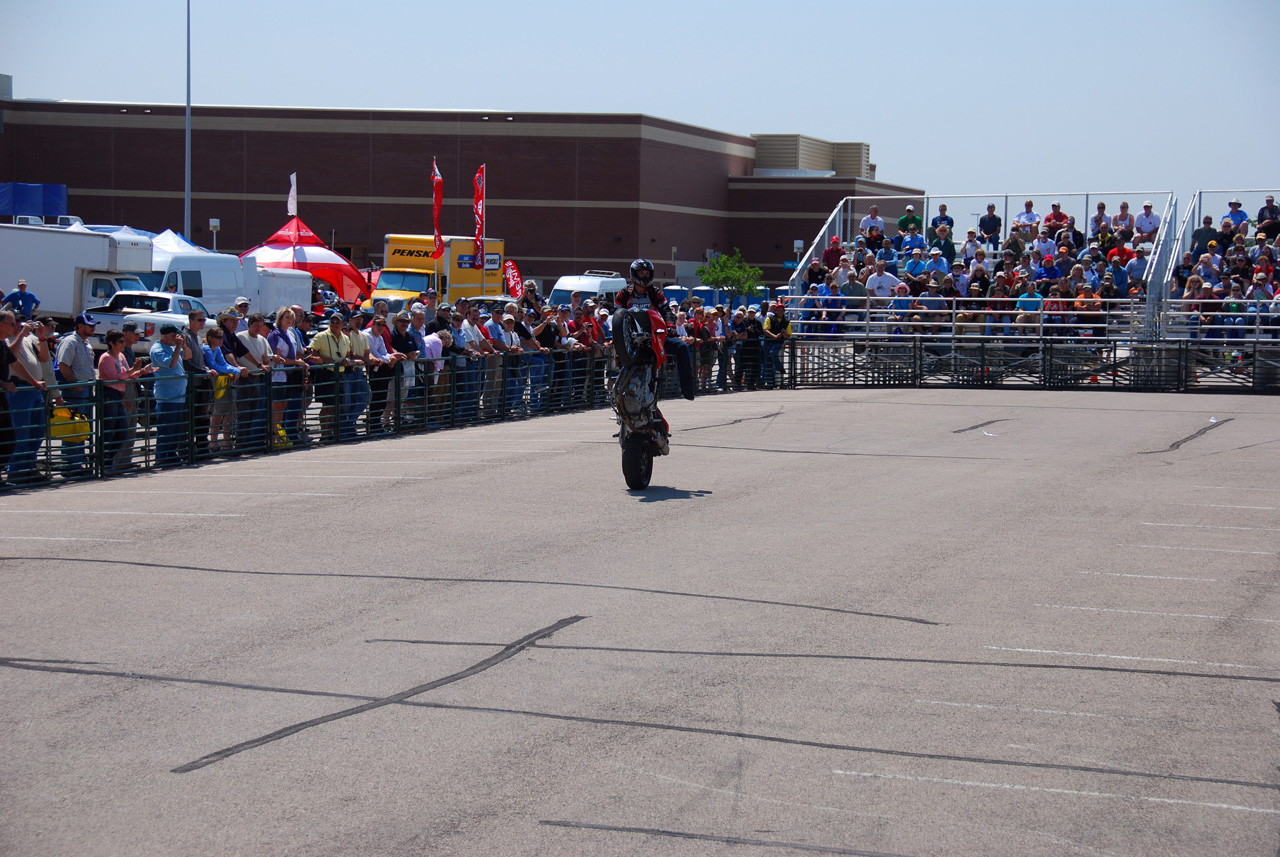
<box><xmin>3</xmin><ymin>0</ymin><xmax>1277</xmax><ymax>204</ymax></box>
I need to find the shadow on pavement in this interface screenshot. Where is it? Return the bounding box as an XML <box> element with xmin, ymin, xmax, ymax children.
<box><xmin>631</xmin><ymin>486</ymin><xmax>713</xmax><ymax>502</ymax></box>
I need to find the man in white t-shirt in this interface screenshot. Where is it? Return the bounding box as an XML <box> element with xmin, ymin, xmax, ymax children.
<box><xmin>832</xmin><ymin>256</ymin><xmax>853</xmax><ymax>288</ymax></box>
<box><xmin>1134</xmin><ymin>202</ymin><xmax>1161</xmax><ymax>244</ymax></box>
<box><xmin>1031</xmin><ymin>229</ymin><xmax>1056</xmax><ymax>258</ymax></box>
<box><xmin>859</xmin><ymin>205</ymin><xmax>885</xmax><ymax>237</ymax></box>
<box><xmin>235</xmin><ymin>313</ymin><xmax>273</xmax><ymax>447</ymax></box>
<box><xmin>1013</xmin><ymin>199</ymin><xmax>1041</xmax><ymax>238</ymax></box>
<box><xmin>865</xmin><ymin>259</ymin><xmax>903</xmax><ymax>303</ymax></box>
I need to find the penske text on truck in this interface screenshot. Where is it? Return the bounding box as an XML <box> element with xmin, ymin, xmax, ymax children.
<box><xmin>381</xmin><ymin>234</ymin><xmax>505</xmax><ymax>301</ymax></box>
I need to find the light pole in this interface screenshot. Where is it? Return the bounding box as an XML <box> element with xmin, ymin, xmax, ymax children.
<box><xmin>209</xmin><ymin>218</ymin><xmax>220</xmax><ymax>252</ymax></box>
<box><xmin>183</xmin><ymin>0</ymin><xmax>191</xmax><ymax>238</ymax></box>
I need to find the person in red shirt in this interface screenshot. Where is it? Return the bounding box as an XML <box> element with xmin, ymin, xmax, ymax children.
<box><xmin>1043</xmin><ymin>201</ymin><xmax>1069</xmax><ymax>236</ymax></box>
<box><xmin>821</xmin><ymin>236</ymin><xmax>845</xmax><ymax>270</ymax></box>
<box><xmin>1107</xmin><ymin>243</ymin><xmax>1136</xmax><ymax>265</ymax></box>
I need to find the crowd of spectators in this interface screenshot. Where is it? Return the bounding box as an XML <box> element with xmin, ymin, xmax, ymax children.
<box><xmin>792</xmin><ymin>196</ymin><xmax>1280</xmax><ymax>341</ymax></box>
<box><xmin>0</xmin><ymin>281</ymin><xmax>795</xmax><ymax>488</ymax></box>
<box><xmin>795</xmin><ymin>198</ymin><xmax>1161</xmax><ymax>340</ymax></box>
<box><xmin>1168</xmin><ymin>195</ymin><xmax>1280</xmax><ymax>338</ymax></box>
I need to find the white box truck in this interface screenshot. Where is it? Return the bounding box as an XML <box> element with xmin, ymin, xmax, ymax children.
<box><xmin>0</xmin><ymin>223</ymin><xmax>153</xmax><ymax>325</ymax></box>
<box><xmin>157</xmin><ymin>253</ymin><xmax>312</xmax><ymax>316</ymax></box>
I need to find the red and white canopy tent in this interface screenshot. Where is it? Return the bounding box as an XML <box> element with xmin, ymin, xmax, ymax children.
<box><xmin>240</xmin><ymin>217</ymin><xmax>369</xmax><ymax>304</ymax></box>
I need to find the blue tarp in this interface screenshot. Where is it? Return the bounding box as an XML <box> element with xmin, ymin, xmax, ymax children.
<box><xmin>0</xmin><ymin>182</ymin><xmax>69</xmax><ymax>217</ymax></box>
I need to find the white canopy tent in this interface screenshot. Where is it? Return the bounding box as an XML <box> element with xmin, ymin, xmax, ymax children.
<box><xmin>150</xmin><ymin>229</ymin><xmax>210</xmax><ymax>271</ymax></box>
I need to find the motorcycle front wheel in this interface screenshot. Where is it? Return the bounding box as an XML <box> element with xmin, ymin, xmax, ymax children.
<box><xmin>621</xmin><ymin>433</ymin><xmax>653</xmax><ymax>490</ymax></box>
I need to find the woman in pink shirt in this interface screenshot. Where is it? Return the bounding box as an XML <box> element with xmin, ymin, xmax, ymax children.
<box><xmin>97</xmin><ymin>330</ymin><xmax>146</xmax><ymax>470</ymax></box>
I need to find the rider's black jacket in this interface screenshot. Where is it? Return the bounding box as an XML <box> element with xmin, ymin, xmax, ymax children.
<box><xmin>613</xmin><ymin>283</ymin><xmax>675</xmax><ymax>325</ymax></box>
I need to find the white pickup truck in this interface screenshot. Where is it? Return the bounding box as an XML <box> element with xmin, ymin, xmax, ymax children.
<box><xmin>84</xmin><ymin>290</ymin><xmax>212</xmax><ymax>356</ymax></box>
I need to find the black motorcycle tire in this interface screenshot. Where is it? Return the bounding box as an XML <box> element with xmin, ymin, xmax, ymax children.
<box><xmin>621</xmin><ymin>433</ymin><xmax>653</xmax><ymax>490</ymax></box>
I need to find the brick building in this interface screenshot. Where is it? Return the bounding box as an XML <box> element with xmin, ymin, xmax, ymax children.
<box><xmin>0</xmin><ymin>79</ymin><xmax>921</xmax><ymax>289</ymax></box>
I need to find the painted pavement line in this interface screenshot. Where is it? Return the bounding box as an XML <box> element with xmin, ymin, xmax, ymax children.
<box><xmin>0</xmin><ymin>510</ymin><xmax>245</xmax><ymax>518</ymax></box>
<box><xmin>982</xmin><ymin>647</ymin><xmax>1264</xmax><ymax>670</ymax></box>
<box><xmin>1035</xmin><ymin>603</ymin><xmax>1280</xmax><ymax>625</ymax></box>
<box><xmin>831</xmin><ymin>770</ymin><xmax>1280</xmax><ymax>816</ymax></box>
<box><xmin>0</xmin><ymin>536</ymin><xmax>133</xmax><ymax>542</ymax></box>
<box><xmin>1118</xmin><ymin>544</ymin><xmax>1274</xmax><ymax>556</ymax></box>
<box><xmin>1075</xmin><ymin>571</ymin><xmax>1219</xmax><ymax>582</ymax></box>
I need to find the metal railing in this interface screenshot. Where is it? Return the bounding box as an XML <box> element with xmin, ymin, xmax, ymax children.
<box><xmin>781</xmin><ymin>295</ymin><xmax>1156</xmax><ymax>342</ymax></box>
<box><xmin>1190</xmin><ymin>189</ymin><xmax>1279</xmax><ymax>238</ymax></box>
<box><xmin>7</xmin><ymin>315</ymin><xmax>1277</xmax><ymax>490</ymax></box>
<box><xmin>2</xmin><ymin>347</ymin><xmax>652</xmax><ymax>488</ymax></box>
<box><xmin>785</xmin><ymin>337</ymin><xmax>1280</xmax><ymax>393</ymax></box>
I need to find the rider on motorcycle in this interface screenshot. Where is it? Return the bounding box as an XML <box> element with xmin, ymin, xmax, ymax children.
<box><xmin>612</xmin><ymin>258</ymin><xmax>696</xmax><ymax>401</ymax></box>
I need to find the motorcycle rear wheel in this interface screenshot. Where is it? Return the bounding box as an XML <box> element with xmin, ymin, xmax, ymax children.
<box><xmin>621</xmin><ymin>433</ymin><xmax>653</xmax><ymax>490</ymax></box>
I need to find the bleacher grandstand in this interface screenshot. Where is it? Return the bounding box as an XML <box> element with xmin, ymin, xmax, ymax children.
<box><xmin>779</xmin><ymin>190</ymin><xmax>1279</xmax><ymax>392</ymax></box>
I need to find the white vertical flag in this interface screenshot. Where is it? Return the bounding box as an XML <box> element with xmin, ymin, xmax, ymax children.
<box><xmin>287</xmin><ymin>172</ymin><xmax>297</xmax><ymax>216</ymax></box>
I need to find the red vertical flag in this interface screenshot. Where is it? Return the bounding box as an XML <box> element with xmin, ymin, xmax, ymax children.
<box><xmin>472</xmin><ymin>164</ymin><xmax>486</xmax><ymax>270</ymax></box>
<box><xmin>430</xmin><ymin>158</ymin><xmax>444</xmax><ymax>260</ymax></box>
<box><xmin>503</xmin><ymin>259</ymin><xmax>523</xmax><ymax>299</ymax></box>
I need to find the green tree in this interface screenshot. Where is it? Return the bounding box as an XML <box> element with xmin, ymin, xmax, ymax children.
<box><xmin>694</xmin><ymin>248</ymin><xmax>764</xmax><ymax>301</ymax></box>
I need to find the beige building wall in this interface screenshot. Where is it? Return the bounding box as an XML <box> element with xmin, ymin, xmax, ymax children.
<box><xmin>752</xmin><ymin>134</ymin><xmax>873</xmax><ymax>179</ymax></box>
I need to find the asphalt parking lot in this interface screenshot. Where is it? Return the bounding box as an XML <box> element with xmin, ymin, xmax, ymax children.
<box><xmin>2</xmin><ymin>387</ymin><xmax>1278</xmax><ymax>856</ymax></box>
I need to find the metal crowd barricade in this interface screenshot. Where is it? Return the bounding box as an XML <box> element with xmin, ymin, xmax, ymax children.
<box><xmin>776</xmin><ymin>292</ymin><xmax>1267</xmax><ymax>391</ymax></box>
<box><xmin>0</xmin><ymin>340</ymin><xmax>630</xmax><ymax>489</ymax></box>
<box><xmin>8</xmin><ymin>305</ymin><xmax>1280</xmax><ymax>490</ymax></box>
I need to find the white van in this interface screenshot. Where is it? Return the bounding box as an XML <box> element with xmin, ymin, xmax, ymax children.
<box><xmin>547</xmin><ymin>270</ymin><xmax>627</xmax><ymax>307</ymax></box>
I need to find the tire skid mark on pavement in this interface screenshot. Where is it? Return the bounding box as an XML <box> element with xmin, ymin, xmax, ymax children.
<box><xmin>538</xmin><ymin>820</ymin><xmax>911</xmax><ymax>856</ymax></box>
<box><xmin>0</xmin><ymin>557</ymin><xmax>937</xmax><ymax>625</ymax></box>
<box><xmin>366</xmin><ymin>639</ymin><xmax>1280</xmax><ymax>684</ymax></box>
<box><xmin>952</xmin><ymin>419</ymin><xmax>1013</xmax><ymax>434</ymax></box>
<box><xmin>1136</xmin><ymin>418</ymin><xmax>1232</xmax><ymax>454</ymax></box>
<box><xmin>170</xmin><ymin>615</ymin><xmax>585</xmax><ymax>773</ymax></box>
<box><xmin>5</xmin><ymin>656</ymin><xmax>1276</xmax><ymax>793</ymax></box>
<box><xmin>679</xmin><ymin>409</ymin><xmax>785</xmax><ymax>433</ymax></box>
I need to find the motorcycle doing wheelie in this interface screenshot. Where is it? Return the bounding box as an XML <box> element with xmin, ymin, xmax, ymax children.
<box><xmin>610</xmin><ymin>306</ymin><xmax>671</xmax><ymax>490</ymax></box>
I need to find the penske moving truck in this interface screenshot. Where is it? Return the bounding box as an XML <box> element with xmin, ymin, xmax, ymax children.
<box><xmin>381</xmin><ymin>234</ymin><xmax>505</xmax><ymax>302</ymax></box>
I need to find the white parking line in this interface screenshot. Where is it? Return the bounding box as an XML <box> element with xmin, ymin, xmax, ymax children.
<box><xmin>1118</xmin><ymin>544</ymin><xmax>1274</xmax><ymax>556</ymax></box>
<box><xmin>1143</xmin><ymin>522</ymin><xmax>1280</xmax><ymax>533</ymax></box>
<box><xmin>70</xmin><ymin>490</ymin><xmax>349</xmax><ymax>497</ymax></box>
<box><xmin>1193</xmin><ymin>486</ymin><xmax>1280</xmax><ymax>493</ymax></box>
<box><xmin>1036</xmin><ymin>603</ymin><xmax>1279</xmax><ymax>625</ymax></box>
<box><xmin>982</xmin><ymin>647</ymin><xmax>1262</xmax><ymax>670</ymax></box>
<box><xmin>0</xmin><ymin>536</ymin><xmax>133</xmax><ymax>542</ymax></box>
<box><xmin>913</xmin><ymin>699</ymin><xmax>1234</xmax><ymax>730</ymax></box>
<box><xmin>290</xmin><ymin>450</ymin><xmax>544</xmax><ymax>456</ymax></box>
<box><xmin>1076</xmin><ymin>571</ymin><xmax>1218</xmax><ymax>582</ymax></box>
<box><xmin>1178</xmin><ymin>503</ymin><xmax>1279</xmax><ymax>511</ymax></box>
<box><xmin>248</xmin><ymin>459</ymin><xmax>471</xmax><ymax>464</ymax></box>
<box><xmin>831</xmin><ymin>770</ymin><xmax>1280</xmax><ymax>816</ymax></box>
<box><xmin>0</xmin><ymin>510</ymin><xmax>245</xmax><ymax>518</ymax></box>
<box><xmin>191</xmin><ymin>474</ymin><xmax>435</xmax><ymax>480</ymax></box>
